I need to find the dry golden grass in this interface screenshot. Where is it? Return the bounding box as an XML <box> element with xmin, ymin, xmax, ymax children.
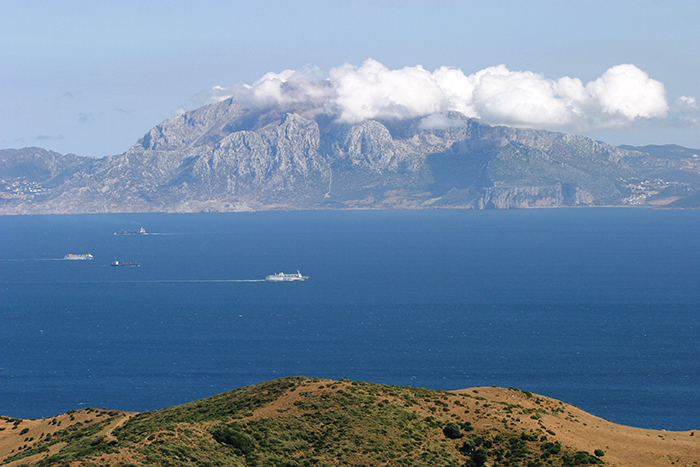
<box><xmin>1</xmin><ymin>378</ymin><xmax>697</xmax><ymax>467</ymax></box>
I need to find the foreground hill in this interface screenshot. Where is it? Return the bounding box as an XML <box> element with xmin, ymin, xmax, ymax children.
<box><xmin>1</xmin><ymin>378</ymin><xmax>697</xmax><ymax>467</ymax></box>
<box><xmin>2</xmin><ymin>97</ymin><xmax>700</xmax><ymax>213</ymax></box>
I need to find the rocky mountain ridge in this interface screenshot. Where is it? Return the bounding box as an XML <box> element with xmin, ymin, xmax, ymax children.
<box><xmin>2</xmin><ymin>98</ymin><xmax>699</xmax><ymax>214</ymax></box>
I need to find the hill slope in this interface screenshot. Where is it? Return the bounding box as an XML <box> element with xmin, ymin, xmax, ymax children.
<box><xmin>1</xmin><ymin>377</ymin><xmax>697</xmax><ymax>467</ymax></box>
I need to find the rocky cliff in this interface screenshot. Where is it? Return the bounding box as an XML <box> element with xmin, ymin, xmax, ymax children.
<box><xmin>2</xmin><ymin>99</ymin><xmax>698</xmax><ymax>214</ymax></box>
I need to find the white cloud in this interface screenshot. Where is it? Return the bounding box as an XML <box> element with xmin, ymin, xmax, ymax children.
<box><xmin>200</xmin><ymin>66</ymin><xmax>331</xmax><ymax>108</ymax></box>
<box><xmin>330</xmin><ymin>59</ymin><xmax>445</xmax><ymax>122</ymax></box>
<box><xmin>470</xmin><ymin>67</ymin><xmax>573</xmax><ymax>127</ymax></box>
<box><xmin>418</xmin><ymin>113</ymin><xmax>467</xmax><ymax>130</ymax></box>
<box><xmin>199</xmin><ymin>85</ymin><xmax>238</xmax><ymax>104</ymax></box>
<box><xmin>675</xmin><ymin>95</ymin><xmax>698</xmax><ymax>110</ymax></box>
<box><xmin>585</xmin><ymin>64</ymin><xmax>669</xmax><ymax>121</ymax></box>
<box><xmin>432</xmin><ymin>66</ymin><xmax>479</xmax><ymax>117</ymax></box>
<box><xmin>670</xmin><ymin>96</ymin><xmax>700</xmax><ymax>128</ymax></box>
<box><xmin>203</xmin><ymin>60</ymin><xmax>693</xmax><ymax>132</ymax></box>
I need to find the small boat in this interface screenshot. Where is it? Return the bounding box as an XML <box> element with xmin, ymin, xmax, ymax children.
<box><xmin>111</xmin><ymin>260</ymin><xmax>140</xmax><ymax>267</ymax></box>
<box><xmin>265</xmin><ymin>270</ymin><xmax>308</xmax><ymax>282</ymax></box>
<box><xmin>64</xmin><ymin>253</ymin><xmax>94</xmax><ymax>260</ymax></box>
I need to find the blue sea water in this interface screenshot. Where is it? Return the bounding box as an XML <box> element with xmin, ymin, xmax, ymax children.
<box><xmin>0</xmin><ymin>209</ymin><xmax>697</xmax><ymax>431</ymax></box>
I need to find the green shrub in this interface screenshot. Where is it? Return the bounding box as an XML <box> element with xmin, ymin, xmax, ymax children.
<box><xmin>442</xmin><ymin>423</ymin><xmax>463</xmax><ymax>439</ymax></box>
<box><xmin>459</xmin><ymin>439</ymin><xmax>475</xmax><ymax>454</ymax></box>
<box><xmin>211</xmin><ymin>425</ymin><xmax>256</xmax><ymax>455</ymax></box>
<box><xmin>562</xmin><ymin>451</ymin><xmax>603</xmax><ymax>466</ymax></box>
<box><xmin>471</xmin><ymin>447</ymin><xmax>489</xmax><ymax>466</ymax></box>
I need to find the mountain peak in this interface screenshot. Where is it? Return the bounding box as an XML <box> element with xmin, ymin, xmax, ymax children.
<box><xmin>2</xmin><ymin>100</ymin><xmax>700</xmax><ymax>213</ymax></box>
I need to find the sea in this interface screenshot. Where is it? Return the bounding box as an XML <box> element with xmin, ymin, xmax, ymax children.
<box><xmin>0</xmin><ymin>209</ymin><xmax>697</xmax><ymax>431</ymax></box>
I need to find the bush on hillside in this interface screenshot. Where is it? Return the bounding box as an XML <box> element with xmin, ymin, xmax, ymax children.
<box><xmin>210</xmin><ymin>425</ymin><xmax>256</xmax><ymax>455</ymax></box>
<box><xmin>443</xmin><ymin>422</ymin><xmax>463</xmax><ymax>439</ymax></box>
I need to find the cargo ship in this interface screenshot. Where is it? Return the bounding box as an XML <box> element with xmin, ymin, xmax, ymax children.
<box><xmin>111</xmin><ymin>260</ymin><xmax>140</xmax><ymax>267</ymax></box>
<box><xmin>265</xmin><ymin>271</ymin><xmax>308</xmax><ymax>282</ymax></box>
<box><xmin>64</xmin><ymin>253</ymin><xmax>94</xmax><ymax>260</ymax></box>
<box><xmin>114</xmin><ymin>227</ymin><xmax>147</xmax><ymax>235</ymax></box>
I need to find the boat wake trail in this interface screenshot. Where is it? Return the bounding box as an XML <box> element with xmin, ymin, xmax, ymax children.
<box><xmin>144</xmin><ymin>279</ymin><xmax>267</xmax><ymax>283</ymax></box>
<box><xmin>138</xmin><ymin>232</ymin><xmax>196</xmax><ymax>235</ymax></box>
<box><xmin>0</xmin><ymin>258</ymin><xmax>66</xmax><ymax>261</ymax></box>
<box><xmin>2</xmin><ymin>279</ymin><xmax>268</xmax><ymax>284</ymax></box>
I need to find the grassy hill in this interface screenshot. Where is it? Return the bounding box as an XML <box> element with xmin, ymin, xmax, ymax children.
<box><xmin>1</xmin><ymin>377</ymin><xmax>697</xmax><ymax>467</ymax></box>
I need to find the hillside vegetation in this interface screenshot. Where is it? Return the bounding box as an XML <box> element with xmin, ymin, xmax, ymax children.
<box><xmin>1</xmin><ymin>377</ymin><xmax>697</xmax><ymax>467</ymax></box>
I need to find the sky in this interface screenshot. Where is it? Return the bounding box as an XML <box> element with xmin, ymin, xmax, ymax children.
<box><xmin>1</xmin><ymin>0</ymin><xmax>699</xmax><ymax>158</ymax></box>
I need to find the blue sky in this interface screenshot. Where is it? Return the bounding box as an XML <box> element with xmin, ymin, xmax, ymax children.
<box><xmin>1</xmin><ymin>0</ymin><xmax>699</xmax><ymax>157</ymax></box>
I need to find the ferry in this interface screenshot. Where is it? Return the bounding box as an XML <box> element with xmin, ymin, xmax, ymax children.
<box><xmin>64</xmin><ymin>253</ymin><xmax>94</xmax><ymax>260</ymax></box>
<box><xmin>114</xmin><ymin>227</ymin><xmax>147</xmax><ymax>235</ymax></box>
<box><xmin>111</xmin><ymin>260</ymin><xmax>140</xmax><ymax>267</ymax></box>
<box><xmin>265</xmin><ymin>271</ymin><xmax>309</xmax><ymax>282</ymax></box>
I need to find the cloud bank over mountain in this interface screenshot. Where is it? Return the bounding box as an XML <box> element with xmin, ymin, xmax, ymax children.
<box><xmin>202</xmin><ymin>59</ymin><xmax>697</xmax><ymax>132</ymax></box>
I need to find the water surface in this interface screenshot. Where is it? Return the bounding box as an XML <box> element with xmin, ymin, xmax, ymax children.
<box><xmin>0</xmin><ymin>209</ymin><xmax>697</xmax><ymax>430</ymax></box>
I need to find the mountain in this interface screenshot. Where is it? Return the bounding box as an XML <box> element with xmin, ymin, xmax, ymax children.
<box><xmin>2</xmin><ymin>100</ymin><xmax>699</xmax><ymax>214</ymax></box>
<box><xmin>617</xmin><ymin>144</ymin><xmax>700</xmax><ymax>207</ymax></box>
<box><xmin>1</xmin><ymin>377</ymin><xmax>697</xmax><ymax>467</ymax></box>
<box><xmin>0</xmin><ymin>147</ymin><xmax>90</xmax><ymax>209</ymax></box>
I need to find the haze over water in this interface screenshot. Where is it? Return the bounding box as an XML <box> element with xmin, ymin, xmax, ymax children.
<box><xmin>0</xmin><ymin>209</ymin><xmax>697</xmax><ymax>431</ymax></box>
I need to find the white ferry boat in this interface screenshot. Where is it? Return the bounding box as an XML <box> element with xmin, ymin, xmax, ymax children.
<box><xmin>64</xmin><ymin>253</ymin><xmax>94</xmax><ymax>260</ymax></box>
<box><xmin>114</xmin><ymin>227</ymin><xmax>147</xmax><ymax>235</ymax></box>
<box><xmin>265</xmin><ymin>271</ymin><xmax>309</xmax><ymax>282</ymax></box>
